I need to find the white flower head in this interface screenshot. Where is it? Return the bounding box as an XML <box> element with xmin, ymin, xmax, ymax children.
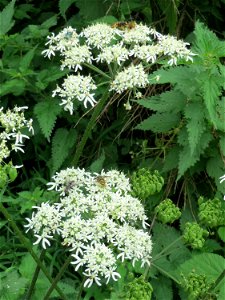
<box><xmin>80</xmin><ymin>23</ymin><xmax>116</xmax><ymax>49</ymax></box>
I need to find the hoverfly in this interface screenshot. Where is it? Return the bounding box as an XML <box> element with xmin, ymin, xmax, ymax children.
<box><xmin>95</xmin><ymin>175</ymin><xmax>109</xmax><ymax>188</ymax></box>
<box><xmin>111</xmin><ymin>21</ymin><xmax>136</xmax><ymax>31</ymax></box>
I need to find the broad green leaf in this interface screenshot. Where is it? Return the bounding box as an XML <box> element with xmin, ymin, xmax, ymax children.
<box><xmin>218</xmin><ymin>226</ymin><xmax>225</xmax><ymax>242</ymax></box>
<box><xmin>174</xmin><ymin>253</ymin><xmax>225</xmax><ymax>294</ymax></box>
<box><xmin>158</xmin><ymin>0</ymin><xmax>180</xmax><ymax>33</ymax></box>
<box><xmin>51</xmin><ymin>128</ymin><xmax>77</xmax><ymax>172</ymax></box>
<box><xmin>34</xmin><ymin>100</ymin><xmax>62</xmax><ymax>140</ymax></box>
<box><xmin>59</xmin><ymin>0</ymin><xmax>75</xmax><ymax>20</ymax></box>
<box><xmin>89</xmin><ymin>151</ymin><xmax>105</xmax><ymax>173</ymax></box>
<box><xmin>136</xmin><ymin>112</ymin><xmax>180</xmax><ymax>133</ymax></box>
<box><xmin>0</xmin><ymin>79</ymin><xmax>26</xmax><ymax>96</ymax></box>
<box><xmin>41</xmin><ymin>15</ymin><xmax>57</xmax><ymax>29</ymax></box>
<box><xmin>0</xmin><ymin>0</ymin><xmax>16</xmax><ymax>35</ymax></box>
<box><xmin>19</xmin><ymin>253</ymin><xmax>36</xmax><ymax>279</ymax></box>
<box><xmin>75</xmin><ymin>0</ymin><xmax>109</xmax><ymax>21</ymax></box>
<box><xmin>151</xmin><ymin>276</ymin><xmax>173</xmax><ymax>300</ymax></box>
<box><xmin>162</xmin><ymin>145</ymin><xmax>180</xmax><ymax>173</ymax></box>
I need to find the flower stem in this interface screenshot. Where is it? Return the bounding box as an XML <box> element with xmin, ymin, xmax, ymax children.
<box><xmin>71</xmin><ymin>90</ymin><xmax>109</xmax><ymax>167</ymax></box>
<box><xmin>0</xmin><ymin>202</ymin><xmax>67</xmax><ymax>300</ymax></box>
<box><xmin>25</xmin><ymin>249</ymin><xmax>46</xmax><ymax>300</ymax></box>
<box><xmin>43</xmin><ymin>255</ymin><xmax>72</xmax><ymax>300</ymax></box>
<box><xmin>76</xmin><ymin>277</ymin><xmax>85</xmax><ymax>300</ymax></box>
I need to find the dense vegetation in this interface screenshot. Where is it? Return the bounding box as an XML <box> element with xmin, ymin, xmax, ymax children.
<box><xmin>0</xmin><ymin>1</ymin><xmax>225</xmax><ymax>299</ymax></box>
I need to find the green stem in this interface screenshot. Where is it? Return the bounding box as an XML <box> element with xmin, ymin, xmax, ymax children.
<box><xmin>72</xmin><ymin>90</ymin><xmax>109</xmax><ymax>167</ymax></box>
<box><xmin>43</xmin><ymin>255</ymin><xmax>72</xmax><ymax>300</ymax></box>
<box><xmin>151</xmin><ymin>262</ymin><xmax>180</xmax><ymax>284</ymax></box>
<box><xmin>209</xmin><ymin>269</ymin><xmax>225</xmax><ymax>293</ymax></box>
<box><xmin>83</xmin><ymin>62</ymin><xmax>111</xmax><ymax>79</ymax></box>
<box><xmin>0</xmin><ymin>202</ymin><xmax>67</xmax><ymax>300</ymax></box>
<box><xmin>76</xmin><ymin>277</ymin><xmax>86</xmax><ymax>300</ymax></box>
<box><xmin>25</xmin><ymin>249</ymin><xmax>46</xmax><ymax>300</ymax></box>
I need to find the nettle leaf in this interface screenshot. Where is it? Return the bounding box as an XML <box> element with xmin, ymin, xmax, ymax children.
<box><xmin>59</xmin><ymin>0</ymin><xmax>75</xmax><ymax>20</ymax></box>
<box><xmin>193</xmin><ymin>21</ymin><xmax>225</xmax><ymax>58</ymax></box>
<box><xmin>218</xmin><ymin>227</ymin><xmax>225</xmax><ymax>243</ymax></box>
<box><xmin>206</xmin><ymin>153</ymin><xmax>225</xmax><ymax>195</ymax></box>
<box><xmin>136</xmin><ymin>112</ymin><xmax>180</xmax><ymax>133</ymax></box>
<box><xmin>75</xmin><ymin>0</ymin><xmax>109</xmax><ymax>21</ymax></box>
<box><xmin>202</xmin><ymin>74</ymin><xmax>222</xmax><ymax>129</ymax></box>
<box><xmin>184</xmin><ymin>102</ymin><xmax>206</xmax><ymax>154</ymax></box>
<box><xmin>136</xmin><ymin>90</ymin><xmax>186</xmax><ymax>113</ymax></box>
<box><xmin>34</xmin><ymin>100</ymin><xmax>62</xmax><ymax>140</ymax></box>
<box><xmin>0</xmin><ymin>0</ymin><xmax>16</xmax><ymax>35</ymax></box>
<box><xmin>51</xmin><ymin>128</ymin><xmax>77</xmax><ymax>173</ymax></box>
<box><xmin>178</xmin><ymin>131</ymin><xmax>213</xmax><ymax>179</ymax></box>
<box><xmin>89</xmin><ymin>151</ymin><xmax>105</xmax><ymax>173</ymax></box>
<box><xmin>0</xmin><ymin>79</ymin><xmax>26</xmax><ymax>96</ymax></box>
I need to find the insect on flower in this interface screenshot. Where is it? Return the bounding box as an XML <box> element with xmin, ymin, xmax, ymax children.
<box><xmin>64</xmin><ymin>180</ymin><xmax>76</xmax><ymax>194</ymax></box>
<box><xmin>95</xmin><ymin>176</ymin><xmax>109</xmax><ymax>188</ymax></box>
<box><xmin>111</xmin><ymin>21</ymin><xmax>136</xmax><ymax>30</ymax></box>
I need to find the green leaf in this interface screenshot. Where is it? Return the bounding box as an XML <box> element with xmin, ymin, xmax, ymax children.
<box><xmin>218</xmin><ymin>226</ymin><xmax>225</xmax><ymax>242</ymax></box>
<box><xmin>202</xmin><ymin>74</ymin><xmax>222</xmax><ymax>129</ymax></box>
<box><xmin>19</xmin><ymin>46</ymin><xmax>37</xmax><ymax>70</ymax></box>
<box><xmin>151</xmin><ymin>276</ymin><xmax>173</xmax><ymax>300</ymax></box>
<box><xmin>206</xmin><ymin>153</ymin><xmax>225</xmax><ymax>195</ymax></box>
<box><xmin>41</xmin><ymin>15</ymin><xmax>58</xmax><ymax>29</ymax></box>
<box><xmin>51</xmin><ymin>128</ymin><xmax>77</xmax><ymax>172</ymax></box>
<box><xmin>0</xmin><ymin>0</ymin><xmax>16</xmax><ymax>35</ymax></box>
<box><xmin>89</xmin><ymin>151</ymin><xmax>105</xmax><ymax>173</ymax></box>
<box><xmin>136</xmin><ymin>112</ymin><xmax>180</xmax><ymax>133</ymax></box>
<box><xmin>136</xmin><ymin>90</ymin><xmax>186</xmax><ymax>113</ymax></box>
<box><xmin>19</xmin><ymin>253</ymin><xmax>36</xmax><ymax>279</ymax></box>
<box><xmin>34</xmin><ymin>100</ymin><xmax>62</xmax><ymax>140</ymax></box>
<box><xmin>74</xmin><ymin>0</ymin><xmax>109</xmax><ymax>21</ymax></box>
<box><xmin>184</xmin><ymin>102</ymin><xmax>206</xmax><ymax>154</ymax></box>
<box><xmin>158</xmin><ymin>0</ymin><xmax>180</xmax><ymax>33</ymax></box>
<box><xmin>178</xmin><ymin>131</ymin><xmax>213</xmax><ymax>179</ymax></box>
<box><xmin>174</xmin><ymin>253</ymin><xmax>225</xmax><ymax>293</ymax></box>
<box><xmin>59</xmin><ymin>0</ymin><xmax>75</xmax><ymax>20</ymax></box>
<box><xmin>162</xmin><ymin>145</ymin><xmax>180</xmax><ymax>173</ymax></box>
<box><xmin>0</xmin><ymin>79</ymin><xmax>26</xmax><ymax>96</ymax></box>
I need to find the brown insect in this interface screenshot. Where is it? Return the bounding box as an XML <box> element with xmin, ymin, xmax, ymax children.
<box><xmin>95</xmin><ymin>176</ymin><xmax>109</xmax><ymax>188</ymax></box>
<box><xmin>111</xmin><ymin>21</ymin><xmax>136</xmax><ymax>30</ymax></box>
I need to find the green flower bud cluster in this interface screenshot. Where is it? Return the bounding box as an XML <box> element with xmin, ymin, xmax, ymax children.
<box><xmin>198</xmin><ymin>196</ymin><xmax>225</xmax><ymax>228</ymax></box>
<box><xmin>119</xmin><ymin>275</ymin><xmax>153</xmax><ymax>300</ymax></box>
<box><xmin>181</xmin><ymin>270</ymin><xmax>215</xmax><ymax>300</ymax></box>
<box><xmin>155</xmin><ymin>198</ymin><xmax>181</xmax><ymax>224</ymax></box>
<box><xmin>183</xmin><ymin>222</ymin><xmax>209</xmax><ymax>249</ymax></box>
<box><xmin>131</xmin><ymin>168</ymin><xmax>164</xmax><ymax>200</ymax></box>
<box><xmin>0</xmin><ymin>163</ymin><xmax>18</xmax><ymax>188</ymax></box>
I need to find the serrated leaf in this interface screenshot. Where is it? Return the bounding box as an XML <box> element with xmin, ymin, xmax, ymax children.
<box><xmin>0</xmin><ymin>0</ymin><xmax>16</xmax><ymax>35</ymax></box>
<box><xmin>59</xmin><ymin>0</ymin><xmax>75</xmax><ymax>20</ymax></box>
<box><xmin>218</xmin><ymin>227</ymin><xmax>225</xmax><ymax>242</ymax></box>
<box><xmin>75</xmin><ymin>0</ymin><xmax>108</xmax><ymax>21</ymax></box>
<box><xmin>19</xmin><ymin>46</ymin><xmax>37</xmax><ymax>70</ymax></box>
<box><xmin>34</xmin><ymin>100</ymin><xmax>62</xmax><ymax>140</ymax></box>
<box><xmin>136</xmin><ymin>90</ymin><xmax>186</xmax><ymax>113</ymax></box>
<box><xmin>136</xmin><ymin>112</ymin><xmax>180</xmax><ymax>133</ymax></box>
<box><xmin>202</xmin><ymin>75</ymin><xmax>222</xmax><ymax>129</ymax></box>
<box><xmin>52</xmin><ymin>128</ymin><xmax>77</xmax><ymax>172</ymax></box>
<box><xmin>184</xmin><ymin>102</ymin><xmax>206</xmax><ymax>154</ymax></box>
<box><xmin>178</xmin><ymin>131</ymin><xmax>213</xmax><ymax>179</ymax></box>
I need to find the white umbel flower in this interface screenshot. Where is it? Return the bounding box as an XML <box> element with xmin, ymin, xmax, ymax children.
<box><xmin>52</xmin><ymin>74</ymin><xmax>97</xmax><ymax>112</ymax></box>
<box><xmin>110</xmin><ymin>63</ymin><xmax>149</xmax><ymax>93</ymax></box>
<box><xmin>96</xmin><ymin>44</ymin><xmax>129</xmax><ymax>65</ymax></box>
<box><xmin>80</xmin><ymin>23</ymin><xmax>116</xmax><ymax>49</ymax></box>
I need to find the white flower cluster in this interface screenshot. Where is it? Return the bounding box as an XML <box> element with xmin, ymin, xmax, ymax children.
<box><xmin>25</xmin><ymin>167</ymin><xmax>152</xmax><ymax>287</ymax></box>
<box><xmin>0</xmin><ymin>106</ymin><xmax>34</xmax><ymax>164</ymax></box>
<box><xmin>42</xmin><ymin>22</ymin><xmax>195</xmax><ymax>112</ymax></box>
